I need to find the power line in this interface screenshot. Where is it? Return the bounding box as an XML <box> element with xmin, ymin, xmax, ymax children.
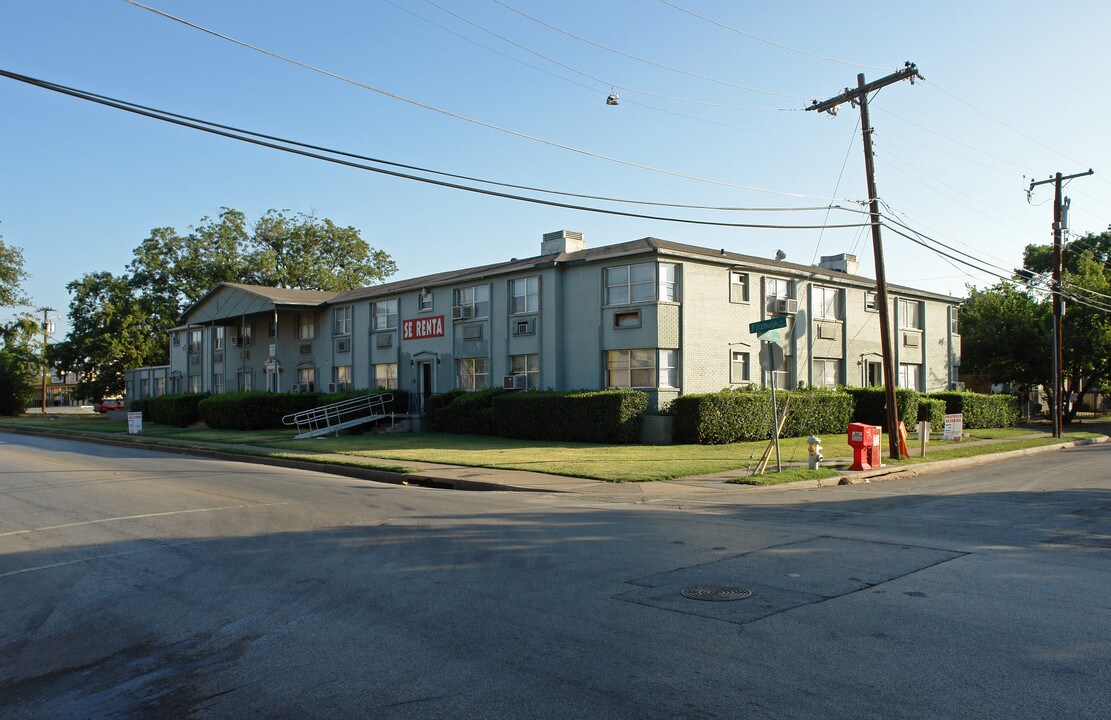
<box><xmin>490</xmin><ymin>0</ymin><xmax>810</xmax><ymax>99</ymax></box>
<box><xmin>123</xmin><ymin>0</ymin><xmax>848</xmax><ymax>201</ymax></box>
<box><xmin>655</xmin><ymin>0</ymin><xmax>890</xmax><ymax>70</ymax></box>
<box><xmin>0</xmin><ymin>68</ymin><xmax>874</xmax><ymax>233</ymax></box>
<box><xmin>812</xmin><ymin>114</ymin><xmax>861</xmax><ymax>263</ymax></box>
<box><xmin>876</xmin><ymin>107</ymin><xmax>1033</xmax><ymax>173</ymax></box>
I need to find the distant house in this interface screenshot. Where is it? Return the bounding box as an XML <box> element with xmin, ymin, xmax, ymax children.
<box><xmin>126</xmin><ymin>231</ymin><xmax>962</xmax><ymax>411</ymax></box>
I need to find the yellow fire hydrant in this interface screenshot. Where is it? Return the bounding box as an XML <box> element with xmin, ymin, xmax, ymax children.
<box><xmin>808</xmin><ymin>435</ymin><xmax>823</xmax><ymax>470</ymax></box>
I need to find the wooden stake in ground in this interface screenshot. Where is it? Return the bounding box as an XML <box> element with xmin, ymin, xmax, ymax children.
<box><xmin>754</xmin><ymin>397</ymin><xmax>791</xmax><ymax>476</ymax></box>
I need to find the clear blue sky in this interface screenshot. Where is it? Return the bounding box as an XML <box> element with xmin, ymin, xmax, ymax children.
<box><xmin>3</xmin><ymin>1</ymin><xmax>1110</xmax><ymax>337</ymax></box>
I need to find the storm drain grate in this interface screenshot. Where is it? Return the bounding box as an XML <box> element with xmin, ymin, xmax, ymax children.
<box><xmin>680</xmin><ymin>585</ymin><xmax>753</xmax><ymax>602</ymax></box>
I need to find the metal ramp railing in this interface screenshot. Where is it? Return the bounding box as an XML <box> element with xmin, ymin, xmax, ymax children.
<box><xmin>282</xmin><ymin>393</ymin><xmax>394</xmax><ymax>439</ymax></box>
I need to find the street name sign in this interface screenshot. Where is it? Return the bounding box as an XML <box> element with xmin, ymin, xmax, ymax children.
<box><xmin>749</xmin><ymin>317</ymin><xmax>787</xmax><ymax>335</ymax></box>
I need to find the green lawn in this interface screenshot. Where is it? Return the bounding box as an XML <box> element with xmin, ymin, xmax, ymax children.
<box><xmin>1</xmin><ymin>414</ymin><xmax>1103</xmax><ymax>483</ymax></box>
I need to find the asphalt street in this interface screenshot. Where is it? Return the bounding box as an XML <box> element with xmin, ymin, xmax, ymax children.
<box><xmin>1</xmin><ymin>432</ymin><xmax>1108</xmax><ymax>719</ymax></box>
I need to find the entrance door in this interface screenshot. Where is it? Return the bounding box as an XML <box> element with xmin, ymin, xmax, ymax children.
<box><xmin>418</xmin><ymin>361</ymin><xmax>434</xmax><ymax>413</ymax></box>
<box><xmin>866</xmin><ymin>360</ymin><xmax>883</xmax><ymax>387</ymax></box>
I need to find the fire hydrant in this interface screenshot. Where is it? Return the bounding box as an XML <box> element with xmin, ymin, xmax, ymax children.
<box><xmin>807</xmin><ymin>435</ymin><xmax>824</xmax><ymax>470</ymax></box>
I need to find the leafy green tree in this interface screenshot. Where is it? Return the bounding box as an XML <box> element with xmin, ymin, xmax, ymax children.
<box><xmin>245</xmin><ymin>210</ymin><xmax>397</xmax><ymax>290</ymax></box>
<box><xmin>960</xmin><ymin>281</ymin><xmax>1052</xmax><ymax>388</ymax></box>
<box><xmin>53</xmin><ymin>272</ymin><xmax>164</xmax><ymax>401</ymax></box>
<box><xmin>0</xmin><ymin>235</ymin><xmax>30</xmax><ymax>308</ymax></box>
<box><xmin>0</xmin><ymin>232</ymin><xmax>33</xmax><ymax>413</ymax></box>
<box><xmin>0</xmin><ymin>346</ymin><xmax>34</xmax><ymax>415</ymax></box>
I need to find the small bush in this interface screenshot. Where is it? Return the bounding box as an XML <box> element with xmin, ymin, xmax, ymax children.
<box><xmin>843</xmin><ymin>387</ymin><xmax>924</xmax><ymax>430</ymax></box>
<box><xmin>671</xmin><ymin>388</ymin><xmax>854</xmax><ymax>444</ymax></box>
<box><xmin>928</xmin><ymin>391</ymin><xmax>1019</xmax><ymax>428</ymax></box>
<box><xmin>492</xmin><ymin>389</ymin><xmax>648</xmax><ymax>444</ymax></box>
<box><xmin>148</xmin><ymin>393</ymin><xmax>208</xmax><ymax>427</ymax></box>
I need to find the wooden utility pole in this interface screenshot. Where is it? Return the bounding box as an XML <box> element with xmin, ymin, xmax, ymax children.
<box><xmin>1028</xmin><ymin>169</ymin><xmax>1093</xmax><ymax>438</ymax></box>
<box><xmin>37</xmin><ymin>306</ymin><xmax>55</xmax><ymax>413</ymax></box>
<box><xmin>808</xmin><ymin>62</ymin><xmax>922</xmax><ymax>460</ymax></box>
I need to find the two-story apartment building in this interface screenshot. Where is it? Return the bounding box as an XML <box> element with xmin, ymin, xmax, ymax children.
<box><xmin>126</xmin><ymin>231</ymin><xmax>962</xmax><ymax>411</ymax></box>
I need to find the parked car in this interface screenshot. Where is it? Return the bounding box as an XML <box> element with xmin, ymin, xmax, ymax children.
<box><xmin>94</xmin><ymin>399</ymin><xmax>125</xmax><ymax>413</ymax></box>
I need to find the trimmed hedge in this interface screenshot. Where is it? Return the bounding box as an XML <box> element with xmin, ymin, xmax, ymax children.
<box><xmin>928</xmin><ymin>391</ymin><xmax>1019</xmax><ymax>429</ymax></box>
<box><xmin>148</xmin><ymin>393</ymin><xmax>208</xmax><ymax>427</ymax></box>
<box><xmin>671</xmin><ymin>388</ymin><xmax>855</xmax><ymax>445</ymax></box>
<box><xmin>199</xmin><ymin>389</ymin><xmax>408</xmax><ymax>430</ymax></box>
<box><xmin>919</xmin><ymin>397</ymin><xmax>947</xmax><ymax>432</ymax></box>
<box><xmin>843</xmin><ymin>387</ymin><xmax>925</xmax><ymax>430</ymax></box>
<box><xmin>129</xmin><ymin>397</ymin><xmax>150</xmax><ymax>421</ymax></box>
<box><xmin>491</xmin><ymin>389</ymin><xmax>648</xmax><ymax>444</ymax></box>
<box><xmin>427</xmin><ymin>388</ymin><xmax>505</xmax><ymax>436</ymax></box>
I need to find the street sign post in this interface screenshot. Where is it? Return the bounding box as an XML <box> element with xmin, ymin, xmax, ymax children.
<box><xmin>749</xmin><ymin>317</ymin><xmax>789</xmax><ymax>473</ymax></box>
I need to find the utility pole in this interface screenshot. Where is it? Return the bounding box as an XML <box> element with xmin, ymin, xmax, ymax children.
<box><xmin>808</xmin><ymin>62</ymin><xmax>922</xmax><ymax>461</ymax></box>
<box><xmin>1028</xmin><ymin>169</ymin><xmax>1093</xmax><ymax>438</ymax></box>
<box><xmin>37</xmin><ymin>306</ymin><xmax>56</xmax><ymax>413</ymax></box>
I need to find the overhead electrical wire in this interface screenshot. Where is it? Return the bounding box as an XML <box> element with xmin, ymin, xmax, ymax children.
<box><xmin>416</xmin><ymin>0</ymin><xmax>798</xmax><ymax>112</ymax></box>
<box><xmin>0</xmin><ymin>68</ymin><xmax>873</xmax><ymax>233</ymax></box>
<box><xmin>655</xmin><ymin>0</ymin><xmax>890</xmax><ymax>71</ymax></box>
<box><xmin>812</xmin><ymin>113</ymin><xmax>861</xmax><ymax>264</ymax></box>
<box><xmin>488</xmin><ymin>0</ymin><xmax>810</xmax><ymax>100</ymax></box>
<box><xmin>876</xmin><ymin>107</ymin><xmax>1034</xmax><ymax>173</ymax></box>
<box><xmin>123</xmin><ymin>0</ymin><xmax>847</xmax><ymax>201</ymax></box>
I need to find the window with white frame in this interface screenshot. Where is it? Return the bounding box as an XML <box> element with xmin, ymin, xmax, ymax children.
<box><xmin>189</xmin><ymin>375</ymin><xmax>201</xmax><ymax>393</ymax></box>
<box><xmin>213</xmin><ymin>326</ymin><xmax>225</xmax><ymax>350</ymax></box>
<box><xmin>658</xmin><ymin>263</ymin><xmax>679</xmax><ymax>302</ymax></box>
<box><xmin>188</xmin><ymin>329</ymin><xmax>202</xmax><ymax>353</ymax></box>
<box><xmin>730</xmin><ymin>271</ymin><xmax>750</xmax><ymax>303</ymax></box>
<box><xmin>813</xmin><ymin>358</ymin><xmax>840</xmax><ymax>388</ymax></box>
<box><xmin>456</xmin><ymin>357</ymin><xmax>489</xmax><ymax>390</ymax></box>
<box><xmin>606</xmin><ymin>349</ymin><xmax>655</xmax><ymax>388</ymax></box>
<box><xmin>297</xmin><ymin>313</ymin><xmax>315</xmax><ymax>340</ymax></box>
<box><xmin>865</xmin><ymin>291</ymin><xmax>878</xmax><ymax>312</ymax></box>
<box><xmin>237</xmin><ymin>370</ymin><xmax>254</xmax><ymax>391</ymax></box>
<box><xmin>454</xmin><ymin>285</ymin><xmax>490</xmax><ymax>318</ymax></box>
<box><xmin>604</xmin><ymin>263</ymin><xmax>655</xmax><ymax>305</ymax></box>
<box><xmin>510</xmin><ymin>353</ymin><xmax>540</xmax><ymax>389</ymax></box>
<box><xmin>950</xmin><ymin>306</ymin><xmax>959</xmax><ymax>335</ymax></box>
<box><xmin>213</xmin><ymin>374</ymin><xmax>223</xmax><ymax>395</ymax></box>
<box><xmin>899</xmin><ymin>363</ymin><xmax>921</xmax><ymax>391</ymax></box>
<box><xmin>297</xmin><ymin>367</ymin><xmax>315</xmax><ymax>392</ymax></box>
<box><xmin>140</xmin><ymin>378</ymin><xmax>149</xmax><ymax>397</ymax></box>
<box><xmin>154</xmin><ymin>377</ymin><xmax>166</xmax><ymax>396</ymax></box>
<box><xmin>333</xmin><ymin>306</ymin><xmax>352</xmax><ymax>336</ymax></box>
<box><xmin>658</xmin><ymin>349</ymin><xmax>678</xmax><ymax>388</ymax></box>
<box><xmin>731</xmin><ymin>351</ymin><xmax>750</xmax><ymax>383</ymax></box>
<box><xmin>374</xmin><ymin>363</ymin><xmax>398</xmax><ymax>390</ymax></box>
<box><xmin>510</xmin><ymin>276</ymin><xmax>539</xmax><ymax>315</ymax></box>
<box><xmin>374</xmin><ymin>298</ymin><xmax>398</xmax><ymax>331</ymax></box>
<box><xmin>813</xmin><ymin>286</ymin><xmax>840</xmax><ymax>320</ymax></box>
<box><xmin>898</xmin><ymin>299</ymin><xmax>921</xmax><ymax>330</ymax></box>
<box><xmin>766</xmin><ymin>277</ymin><xmax>789</xmax><ymax>299</ymax></box>
<box><xmin>418</xmin><ymin>289</ymin><xmax>434</xmax><ymax>312</ymax></box>
<box><xmin>333</xmin><ymin>365</ymin><xmax>352</xmax><ymax>385</ymax></box>
<box><xmin>240</xmin><ymin>323</ymin><xmax>253</xmax><ymax>346</ymax></box>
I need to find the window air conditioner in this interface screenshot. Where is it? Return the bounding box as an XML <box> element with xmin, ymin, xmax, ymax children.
<box><xmin>336</xmin><ymin>338</ymin><xmax>351</xmax><ymax>353</ymax></box>
<box><xmin>291</xmin><ymin>384</ymin><xmax>301</xmax><ymax>393</ymax></box>
<box><xmin>903</xmin><ymin>333</ymin><xmax>920</xmax><ymax>348</ymax></box>
<box><xmin>775</xmin><ymin>298</ymin><xmax>799</xmax><ymax>315</ymax></box>
<box><xmin>503</xmin><ymin>374</ymin><xmax>527</xmax><ymax>390</ymax></box>
<box><xmin>452</xmin><ymin>305</ymin><xmax>474</xmax><ymax>320</ymax></box>
<box><xmin>327</xmin><ymin>382</ymin><xmax>338</xmax><ymax>394</ymax></box>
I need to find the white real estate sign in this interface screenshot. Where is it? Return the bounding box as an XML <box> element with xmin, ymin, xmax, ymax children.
<box><xmin>127</xmin><ymin>412</ymin><xmax>143</xmax><ymax>435</ymax></box>
<box><xmin>943</xmin><ymin>413</ymin><xmax>963</xmax><ymax>441</ymax></box>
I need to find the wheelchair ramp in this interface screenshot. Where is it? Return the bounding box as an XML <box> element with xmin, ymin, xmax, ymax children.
<box><xmin>282</xmin><ymin>393</ymin><xmax>394</xmax><ymax>439</ymax></box>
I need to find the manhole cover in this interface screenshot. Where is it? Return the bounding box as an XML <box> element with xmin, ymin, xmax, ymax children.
<box><xmin>680</xmin><ymin>585</ymin><xmax>753</xmax><ymax>602</ymax></box>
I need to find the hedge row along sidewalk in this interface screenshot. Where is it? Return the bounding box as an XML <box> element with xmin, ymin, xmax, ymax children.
<box><xmin>2</xmin><ymin>415</ymin><xmax>1107</xmax><ymax>488</ymax></box>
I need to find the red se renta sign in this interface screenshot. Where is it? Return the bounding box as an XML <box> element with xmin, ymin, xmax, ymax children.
<box><xmin>402</xmin><ymin>316</ymin><xmax>445</xmax><ymax>340</ymax></box>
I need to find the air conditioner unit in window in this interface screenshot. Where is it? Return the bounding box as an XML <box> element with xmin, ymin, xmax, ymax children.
<box><xmin>327</xmin><ymin>382</ymin><xmax>338</xmax><ymax>393</ymax></box>
<box><xmin>775</xmin><ymin>298</ymin><xmax>799</xmax><ymax>315</ymax></box>
<box><xmin>290</xmin><ymin>384</ymin><xmax>301</xmax><ymax>393</ymax></box>
<box><xmin>903</xmin><ymin>333</ymin><xmax>920</xmax><ymax>347</ymax></box>
<box><xmin>187</xmin><ymin>343</ymin><xmax>199</xmax><ymax>353</ymax></box>
<box><xmin>299</xmin><ymin>343</ymin><xmax>312</xmax><ymax>355</ymax></box>
<box><xmin>336</xmin><ymin>337</ymin><xmax>351</xmax><ymax>353</ymax></box>
<box><xmin>503</xmin><ymin>374</ymin><xmax>527</xmax><ymax>391</ymax></box>
<box><xmin>452</xmin><ymin>305</ymin><xmax>474</xmax><ymax>320</ymax></box>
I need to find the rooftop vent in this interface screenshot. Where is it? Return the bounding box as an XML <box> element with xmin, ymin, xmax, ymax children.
<box><xmin>542</xmin><ymin>230</ymin><xmax>585</xmax><ymax>256</ymax></box>
<box><xmin>818</xmin><ymin>253</ymin><xmax>860</xmax><ymax>275</ymax></box>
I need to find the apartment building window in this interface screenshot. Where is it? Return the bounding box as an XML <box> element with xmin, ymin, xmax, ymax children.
<box><xmin>268</xmin><ymin>320</ymin><xmax>276</xmax><ymax>338</ymax></box>
<box><xmin>456</xmin><ymin>357</ymin><xmax>489</xmax><ymax>390</ymax></box>
<box><xmin>606</xmin><ymin>349</ymin><xmax>655</xmax><ymax>388</ymax></box>
<box><xmin>297</xmin><ymin>367</ymin><xmax>315</xmax><ymax>392</ymax></box>
<box><xmin>374</xmin><ymin>298</ymin><xmax>398</xmax><ymax>331</ymax></box>
<box><xmin>899</xmin><ymin>363</ymin><xmax>921</xmax><ymax>391</ymax></box>
<box><xmin>172</xmin><ymin>332</ymin><xmax>180</xmax><ymax>347</ymax></box>
<box><xmin>188</xmin><ymin>329</ymin><xmax>202</xmax><ymax>353</ymax></box>
<box><xmin>510</xmin><ymin>276</ymin><xmax>539</xmax><ymax>315</ymax></box>
<box><xmin>154</xmin><ymin>377</ymin><xmax>166</xmax><ymax>396</ymax></box>
<box><xmin>658</xmin><ymin>349</ymin><xmax>678</xmax><ymax>388</ymax></box>
<box><xmin>865</xmin><ymin>292</ymin><xmax>878</xmax><ymax>312</ymax></box>
<box><xmin>374</xmin><ymin>363</ymin><xmax>398</xmax><ymax>390</ymax></box>
<box><xmin>813</xmin><ymin>286</ymin><xmax>840</xmax><ymax>320</ymax></box>
<box><xmin>333</xmin><ymin>365</ymin><xmax>352</xmax><ymax>385</ymax></box>
<box><xmin>730</xmin><ymin>271</ymin><xmax>750</xmax><ymax>303</ymax></box>
<box><xmin>731</xmin><ymin>351</ymin><xmax>750</xmax><ymax>383</ymax></box>
<box><xmin>418</xmin><ymin>289</ymin><xmax>434</xmax><ymax>312</ymax></box>
<box><xmin>213</xmin><ymin>326</ymin><xmax>225</xmax><ymax>351</ymax></box>
<box><xmin>950</xmin><ymin>306</ymin><xmax>959</xmax><ymax>335</ymax></box>
<box><xmin>658</xmin><ymin>263</ymin><xmax>679</xmax><ymax>302</ymax></box>
<box><xmin>454</xmin><ymin>285</ymin><xmax>490</xmax><ymax>319</ymax></box>
<box><xmin>510</xmin><ymin>353</ymin><xmax>540</xmax><ymax>389</ymax></box>
<box><xmin>898</xmin><ymin>299</ymin><xmax>921</xmax><ymax>330</ymax></box>
<box><xmin>766</xmin><ymin>277</ymin><xmax>789</xmax><ymax>300</ymax></box>
<box><xmin>813</xmin><ymin>358</ymin><xmax>840</xmax><ymax>389</ymax></box>
<box><xmin>140</xmin><ymin>379</ymin><xmax>150</xmax><ymax>397</ymax></box>
<box><xmin>604</xmin><ymin>263</ymin><xmax>655</xmax><ymax>305</ymax></box>
<box><xmin>189</xmin><ymin>375</ymin><xmax>201</xmax><ymax>393</ymax></box>
<box><xmin>297</xmin><ymin>313</ymin><xmax>315</xmax><ymax>340</ymax></box>
<box><xmin>237</xmin><ymin>323</ymin><xmax>253</xmax><ymax>347</ymax></box>
<box><xmin>333</xmin><ymin>305</ymin><xmax>352</xmax><ymax>336</ymax></box>
<box><xmin>237</xmin><ymin>370</ymin><xmax>254</xmax><ymax>391</ymax></box>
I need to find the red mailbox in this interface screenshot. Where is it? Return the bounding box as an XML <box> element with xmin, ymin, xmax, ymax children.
<box><xmin>847</xmin><ymin>423</ymin><xmax>875</xmax><ymax>471</ymax></box>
